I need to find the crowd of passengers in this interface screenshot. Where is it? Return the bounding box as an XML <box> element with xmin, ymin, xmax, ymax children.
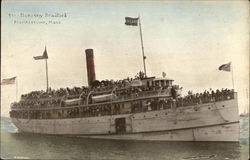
<box><xmin>20</xmin><ymin>73</ymin><xmax>147</xmax><ymax>100</ymax></box>
<box><xmin>10</xmin><ymin>88</ymin><xmax>234</xmax><ymax>120</ymax></box>
<box><xmin>10</xmin><ymin>99</ymin><xmax>173</xmax><ymax>119</ymax></box>
<box><xmin>13</xmin><ymin>72</ymin><xmax>158</xmax><ymax>108</ymax></box>
<box><xmin>15</xmin><ymin>98</ymin><xmax>62</xmax><ymax>109</ymax></box>
<box><xmin>175</xmin><ymin>88</ymin><xmax>234</xmax><ymax>107</ymax></box>
<box><xmin>11</xmin><ymin>70</ymin><xmax>234</xmax><ymax>109</ymax></box>
<box><xmin>10</xmin><ymin>88</ymin><xmax>234</xmax><ymax>119</ymax></box>
<box><xmin>12</xmin><ymin>85</ymin><xmax>234</xmax><ymax>113</ymax></box>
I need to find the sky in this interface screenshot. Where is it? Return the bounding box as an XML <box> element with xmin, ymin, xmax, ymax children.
<box><xmin>1</xmin><ymin>0</ymin><xmax>249</xmax><ymax>116</ymax></box>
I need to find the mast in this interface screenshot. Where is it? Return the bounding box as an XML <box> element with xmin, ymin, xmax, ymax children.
<box><xmin>45</xmin><ymin>58</ymin><xmax>49</xmax><ymax>91</ymax></box>
<box><xmin>138</xmin><ymin>15</ymin><xmax>147</xmax><ymax>77</ymax></box>
<box><xmin>16</xmin><ymin>77</ymin><xmax>18</xmax><ymax>101</ymax></box>
<box><xmin>231</xmin><ymin>62</ymin><xmax>234</xmax><ymax>90</ymax></box>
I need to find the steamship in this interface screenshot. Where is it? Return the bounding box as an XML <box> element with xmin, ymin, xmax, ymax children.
<box><xmin>9</xmin><ymin>49</ymin><xmax>239</xmax><ymax>142</ymax></box>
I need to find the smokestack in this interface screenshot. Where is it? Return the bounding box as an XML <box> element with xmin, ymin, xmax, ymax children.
<box><xmin>85</xmin><ymin>49</ymin><xmax>96</xmax><ymax>86</ymax></box>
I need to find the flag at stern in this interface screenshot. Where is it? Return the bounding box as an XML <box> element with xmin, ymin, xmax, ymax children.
<box><xmin>218</xmin><ymin>62</ymin><xmax>231</xmax><ymax>72</ymax></box>
<box><xmin>1</xmin><ymin>76</ymin><xmax>16</xmax><ymax>85</ymax></box>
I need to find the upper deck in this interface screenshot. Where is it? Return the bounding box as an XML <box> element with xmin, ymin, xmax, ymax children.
<box><xmin>9</xmin><ymin>74</ymin><xmax>235</xmax><ymax>121</ymax></box>
<box><xmin>9</xmin><ymin>89</ymin><xmax>236</xmax><ymax>121</ymax></box>
<box><xmin>11</xmin><ymin>76</ymin><xmax>176</xmax><ymax>110</ymax></box>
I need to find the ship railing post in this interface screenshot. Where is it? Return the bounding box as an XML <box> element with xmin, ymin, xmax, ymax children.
<box><xmin>111</xmin><ymin>86</ymin><xmax>117</xmax><ymax>104</ymax></box>
<box><xmin>60</xmin><ymin>95</ymin><xmax>67</xmax><ymax>107</ymax></box>
<box><xmin>172</xmin><ymin>99</ymin><xmax>176</xmax><ymax>111</ymax></box>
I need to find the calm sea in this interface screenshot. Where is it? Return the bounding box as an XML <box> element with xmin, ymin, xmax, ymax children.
<box><xmin>1</xmin><ymin>116</ymin><xmax>249</xmax><ymax>160</ymax></box>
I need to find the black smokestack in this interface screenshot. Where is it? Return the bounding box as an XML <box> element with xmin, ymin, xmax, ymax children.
<box><xmin>85</xmin><ymin>49</ymin><xmax>96</xmax><ymax>86</ymax></box>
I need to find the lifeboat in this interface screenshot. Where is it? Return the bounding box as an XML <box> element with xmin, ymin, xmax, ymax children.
<box><xmin>92</xmin><ymin>94</ymin><xmax>116</xmax><ymax>103</ymax></box>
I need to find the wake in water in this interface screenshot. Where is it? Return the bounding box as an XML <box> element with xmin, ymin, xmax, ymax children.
<box><xmin>239</xmin><ymin>116</ymin><xmax>249</xmax><ymax>145</ymax></box>
<box><xmin>1</xmin><ymin>117</ymin><xmax>18</xmax><ymax>133</ymax></box>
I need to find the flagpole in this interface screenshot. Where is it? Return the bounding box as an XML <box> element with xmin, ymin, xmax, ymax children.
<box><xmin>138</xmin><ymin>15</ymin><xmax>147</xmax><ymax>77</ymax></box>
<box><xmin>45</xmin><ymin>59</ymin><xmax>49</xmax><ymax>91</ymax></box>
<box><xmin>16</xmin><ymin>77</ymin><xmax>18</xmax><ymax>101</ymax></box>
<box><xmin>231</xmin><ymin>62</ymin><xmax>235</xmax><ymax>90</ymax></box>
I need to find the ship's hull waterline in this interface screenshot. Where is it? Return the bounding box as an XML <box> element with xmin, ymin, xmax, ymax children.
<box><xmin>11</xmin><ymin>98</ymin><xmax>239</xmax><ymax>142</ymax></box>
<box><xmin>78</xmin><ymin>122</ymin><xmax>239</xmax><ymax>142</ymax></box>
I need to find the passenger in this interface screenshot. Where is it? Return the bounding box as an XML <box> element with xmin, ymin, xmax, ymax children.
<box><xmin>147</xmin><ymin>101</ymin><xmax>152</xmax><ymax>111</ymax></box>
<box><xmin>171</xmin><ymin>87</ymin><xmax>177</xmax><ymax>99</ymax></box>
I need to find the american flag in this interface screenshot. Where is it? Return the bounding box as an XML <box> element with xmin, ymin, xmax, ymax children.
<box><xmin>1</xmin><ymin>77</ymin><xmax>16</xmax><ymax>85</ymax></box>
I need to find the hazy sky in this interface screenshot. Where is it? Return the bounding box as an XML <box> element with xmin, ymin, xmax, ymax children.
<box><xmin>1</xmin><ymin>0</ymin><xmax>249</xmax><ymax>116</ymax></box>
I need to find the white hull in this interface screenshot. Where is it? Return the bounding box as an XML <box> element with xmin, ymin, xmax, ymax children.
<box><xmin>11</xmin><ymin>98</ymin><xmax>239</xmax><ymax>142</ymax></box>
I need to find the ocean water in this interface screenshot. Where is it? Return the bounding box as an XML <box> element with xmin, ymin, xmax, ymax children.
<box><xmin>1</xmin><ymin>116</ymin><xmax>249</xmax><ymax>160</ymax></box>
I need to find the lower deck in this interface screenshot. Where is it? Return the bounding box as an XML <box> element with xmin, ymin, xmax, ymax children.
<box><xmin>11</xmin><ymin>98</ymin><xmax>239</xmax><ymax>141</ymax></box>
